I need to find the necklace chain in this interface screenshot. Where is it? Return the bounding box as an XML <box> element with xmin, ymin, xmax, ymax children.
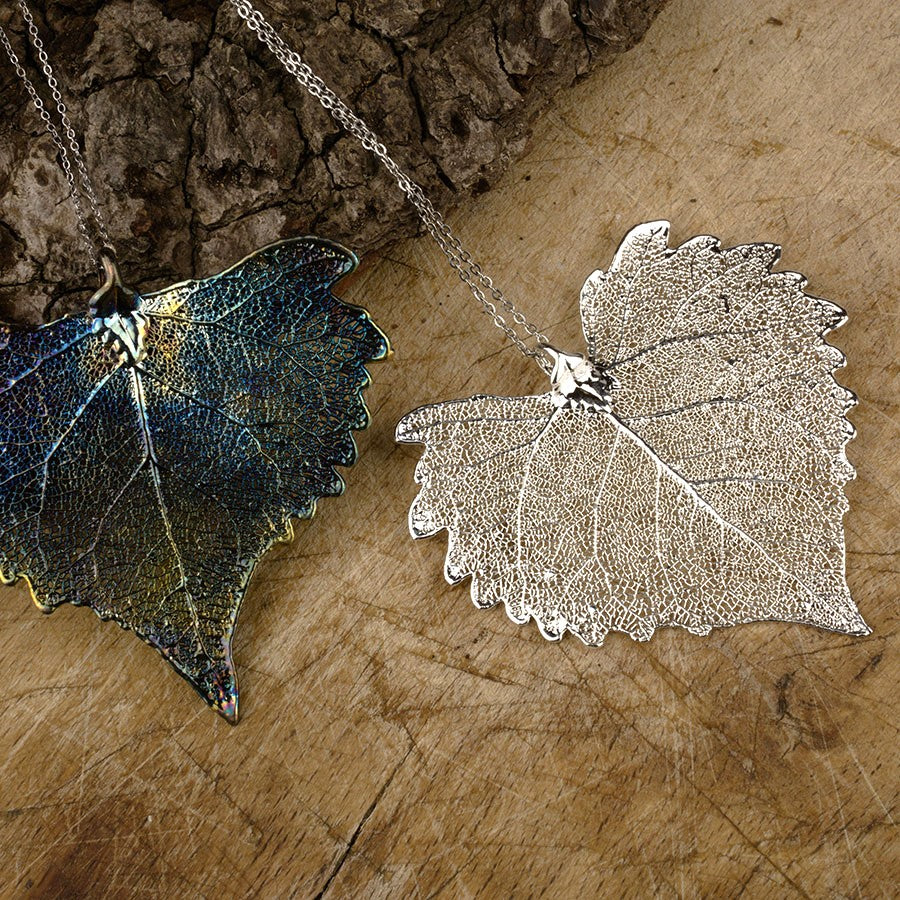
<box><xmin>228</xmin><ymin>0</ymin><xmax>552</xmax><ymax>372</ymax></box>
<box><xmin>1</xmin><ymin>0</ymin><xmax>549</xmax><ymax>368</ymax></box>
<box><xmin>0</xmin><ymin>0</ymin><xmax>112</xmax><ymax>267</ymax></box>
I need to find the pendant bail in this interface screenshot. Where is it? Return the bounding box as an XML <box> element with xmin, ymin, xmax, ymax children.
<box><xmin>89</xmin><ymin>248</ymin><xmax>138</xmax><ymax>319</ymax></box>
<box><xmin>89</xmin><ymin>248</ymin><xmax>146</xmax><ymax>366</ymax></box>
<box><xmin>543</xmin><ymin>345</ymin><xmax>615</xmax><ymax>412</ymax></box>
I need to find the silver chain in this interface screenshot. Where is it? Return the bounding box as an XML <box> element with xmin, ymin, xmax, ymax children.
<box><xmin>1</xmin><ymin>0</ymin><xmax>549</xmax><ymax>365</ymax></box>
<box><xmin>228</xmin><ymin>0</ymin><xmax>552</xmax><ymax>372</ymax></box>
<box><xmin>0</xmin><ymin>0</ymin><xmax>112</xmax><ymax>267</ymax></box>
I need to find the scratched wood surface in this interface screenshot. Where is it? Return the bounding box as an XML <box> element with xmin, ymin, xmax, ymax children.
<box><xmin>1</xmin><ymin>0</ymin><xmax>897</xmax><ymax>896</ymax></box>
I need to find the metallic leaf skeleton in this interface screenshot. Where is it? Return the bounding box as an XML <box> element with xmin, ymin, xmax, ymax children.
<box><xmin>0</xmin><ymin>239</ymin><xmax>387</xmax><ymax>721</ymax></box>
<box><xmin>397</xmin><ymin>222</ymin><xmax>868</xmax><ymax>645</ymax></box>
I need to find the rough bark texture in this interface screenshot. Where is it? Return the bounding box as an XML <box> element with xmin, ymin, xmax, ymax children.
<box><xmin>0</xmin><ymin>0</ymin><xmax>665</xmax><ymax>323</ymax></box>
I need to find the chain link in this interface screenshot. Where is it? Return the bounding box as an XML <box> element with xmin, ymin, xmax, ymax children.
<box><xmin>1</xmin><ymin>0</ymin><xmax>549</xmax><ymax>365</ymax></box>
<box><xmin>0</xmin><ymin>0</ymin><xmax>112</xmax><ymax>268</ymax></box>
<box><xmin>229</xmin><ymin>0</ymin><xmax>552</xmax><ymax>372</ymax></box>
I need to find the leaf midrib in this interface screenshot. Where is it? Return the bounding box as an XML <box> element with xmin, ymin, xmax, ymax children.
<box><xmin>129</xmin><ymin>367</ymin><xmax>213</xmax><ymax>662</ymax></box>
<box><xmin>605</xmin><ymin>409</ymin><xmax>820</xmax><ymax>606</ymax></box>
<box><xmin>506</xmin><ymin>398</ymin><xmax>821</xmax><ymax>612</ymax></box>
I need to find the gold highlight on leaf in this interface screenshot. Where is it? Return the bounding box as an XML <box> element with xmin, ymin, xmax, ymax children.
<box><xmin>0</xmin><ymin>238</ymin><xmax>388</xmax><ymax>721</ymax></box>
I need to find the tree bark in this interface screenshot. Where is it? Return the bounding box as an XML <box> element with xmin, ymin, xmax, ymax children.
<box><xmin>0</xmin><ymin>0</ymin><xmax>666</xmax><ymax>322</ymax></box>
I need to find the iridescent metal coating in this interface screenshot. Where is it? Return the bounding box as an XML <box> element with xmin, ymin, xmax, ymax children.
<box><xmin>0</xmin><ymin>238</ymin><xmax>388</xmax><ymax>721</ymax></box>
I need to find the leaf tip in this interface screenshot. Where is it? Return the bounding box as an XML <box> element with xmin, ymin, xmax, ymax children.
<box><xmin>626</xmin><ymin>220</ymin><xmax>671</xmax><ymax>242</ymax></box>
<box><xmin>840</xmin><ymin>609</ymin><xmax>872</xmax><ymax>637</ymax></box>
<box><xmin>395</xmin><ymin>411</ymin><xmax>424</xmax><ymax>445</ymax></box>
<box><xmin>194</xmin><ymin>653</ymin><xmax>240</xmax><ymax>723</ymax></box>
<box><xmin>371</xmin><ymin>323</ymin><xmax>392</xmax><ymax>362</ymax></box>
<box><xmin>803</xmin><ymin>591</ymin><xmax>871</xmax><ymax>638</ymax></box>
<box><xmin>610</xmin><ymin>220</ymin><xmax>672</xmax><ymax>271</ymax></box>
<box><xmin>209</xmin><ymin>667</ymin><xmax>239</xmax><ymax>724</ymax></box>
<box><xmin>276</xmin><ymin>520</ymin><xmax>295</xmax><ymax>544</ymax></box>
<box><xmin>409</xmin><ymin>493</ymin><xmax>439</xmax><ymax>539</ymax></box>
<box><xmin>216</xmin><ymin>693</ymin><xmax>239</xmax><ymax>724</ymax></box>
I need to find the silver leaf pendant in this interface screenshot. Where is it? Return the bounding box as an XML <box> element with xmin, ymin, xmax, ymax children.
<box><xmin>396</xmin><ymin>222</ymin><xmax>868</xmax><ymax>644</ymax></box>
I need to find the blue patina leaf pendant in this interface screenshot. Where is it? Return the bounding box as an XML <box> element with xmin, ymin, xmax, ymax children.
<box><xmin>0</xmin><ymin>238</ymin><xmax>388</xmax><ymax>721</ymax></box>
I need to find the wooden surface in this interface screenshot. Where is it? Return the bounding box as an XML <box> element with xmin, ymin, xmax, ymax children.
<box><xmin>1</xmin><ymin>0</ymin><xmax>896</xmax><ymax>896</ymax></box>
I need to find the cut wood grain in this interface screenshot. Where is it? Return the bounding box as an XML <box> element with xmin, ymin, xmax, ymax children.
<box><xmin>0</xmin><ymin>0</ymin><xmax>896</xmax><ymax>896</ymax></box>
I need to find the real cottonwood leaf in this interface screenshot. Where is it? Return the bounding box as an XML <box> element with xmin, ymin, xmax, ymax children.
<box><xmin>397</xmin><ymin>222</ymin><xmax>867</xmax><ymax>644</ymax></box>
<box><xmin>0</xmin><ymin>238</ymin><xmax>387</xmax><ymax>721</ymax></box>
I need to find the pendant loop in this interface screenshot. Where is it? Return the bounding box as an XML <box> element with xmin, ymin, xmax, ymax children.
<box><xmin>89</xmin><ymin>249</ymin><xmax>146</xmax><ymax>366</ymax></box>
<box><xmin>544</xmin><ymin>345</ymin><xmax>615</xmax><ymax>412</ymax></box>
<box><xmin>89</xmin><ymin>248</ymin><xmax>138</xmax><ymax>319</ymax></box>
